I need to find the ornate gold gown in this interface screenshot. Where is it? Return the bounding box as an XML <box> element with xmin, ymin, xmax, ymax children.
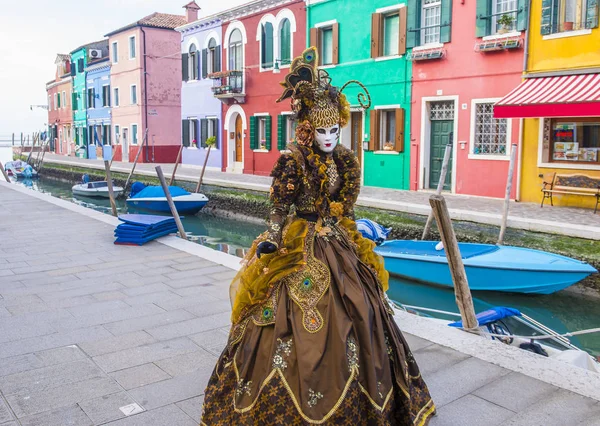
<box><xmin>201</xmin><ymin>145</ymin><xmax>435</xmax><ymax>425</ymax></box>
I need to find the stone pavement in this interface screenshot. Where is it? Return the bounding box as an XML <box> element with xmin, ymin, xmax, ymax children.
<box><xmin>41</xmin><ymin>153</ymin><xmax>600</xmax><ymax>240</ymax></box>
<box><xmin>1</xmin><ymin>182</ymin><xmax>599</xmax><ymax>425</ymax></box>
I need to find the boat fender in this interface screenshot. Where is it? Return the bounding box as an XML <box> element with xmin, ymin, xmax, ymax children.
<box><xmin>435</xmin><ymin>241</ymin><xmax>444</xmax><ymax>251</ymax></box>
<box><xmin>519</xmin><ymin>340</ymin><xmax>549</xmax><ymax>357</ymax></box>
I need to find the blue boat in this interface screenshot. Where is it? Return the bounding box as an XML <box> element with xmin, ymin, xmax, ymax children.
<box><xmin>375</xmin><ymin>240</ymin><xmax>597</xmax><ymax>295</ymax></box>
<box><xmin>126</xmin><ymin>183</ymin><xmax>208</xmax><ymax>214</ymax></box>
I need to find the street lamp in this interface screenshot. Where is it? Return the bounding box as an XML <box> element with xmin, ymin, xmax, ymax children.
<box><xmin>273</xmin><ymin>60</ymin><xmax>281</xmax><ymax>74</ymax></box>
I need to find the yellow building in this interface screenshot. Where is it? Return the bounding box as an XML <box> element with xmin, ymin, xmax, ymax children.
<box><xmin>495</xmin><ymin>0</ymin><xmax>600</xmax><ymax>209</ymax></box>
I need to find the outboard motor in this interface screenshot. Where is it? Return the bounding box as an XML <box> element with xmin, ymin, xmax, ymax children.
<box><xmin>519</xmin><ymin>339</ymin><xmax>549</xmax><ymax>357</ymax></box>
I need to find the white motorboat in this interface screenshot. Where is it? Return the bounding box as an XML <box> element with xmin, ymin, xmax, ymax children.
<box><xmin>72</xmin><ymin>181</ymin><xmax>124</xmax><ymax>199</ymax></box>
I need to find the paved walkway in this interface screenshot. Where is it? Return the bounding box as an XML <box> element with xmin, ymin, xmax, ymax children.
<box><xmin>1</xmin><ymin>182</ymin><xmax>599</xmax><ymax>425</ymax></box>
<box><xmin>41</xmin><ymin>154</ymin><xmax>600</xmax><ymax>240</ymax></box>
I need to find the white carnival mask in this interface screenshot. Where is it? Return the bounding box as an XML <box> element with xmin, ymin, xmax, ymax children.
<box><xmin>314</xmin><ymin>125</ymin><xmax>340</xmax><ymax>153</ymax></box>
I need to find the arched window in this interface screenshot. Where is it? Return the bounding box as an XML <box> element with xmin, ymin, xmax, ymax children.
<box><xmin>279</xmin><ymin>19</ymin><xmax>291</xmax><ymax>65</ymax></box>
<box><xmin>188</xmin><ymin>44</ymin><xmax>199</xmax><ymax>80</ymax></box>
<box><xmin>261</xmin><ymin>22</ymin><xmax>274</xmax><ymax>69</ymax></box>
<box><xmin>207</xmin><ymin>38</ymin><xmax>219</xmax><ymax>74</ymax></box>
<box><xmin>229</xmin><ymin>29</ymin><xmax>243</xmax><ymax>71</ymax></box>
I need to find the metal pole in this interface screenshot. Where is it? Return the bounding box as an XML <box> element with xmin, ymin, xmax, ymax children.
<box><xmin>196</xmin><ymin>145</ymin><xmax>212</xmax><ymax>193</ymax></box>
<box><xmin>422</xmin><ymin>143</ymin><xmax>452</xmax><ymax>240</ymax></box>
<box><xmin>0</xmin><ymin>161</ymin><xmax>10</xmax><ymax>183</ymax></box>
<box><xmin>104</xmin><ymin>161</ymin><xmax>118</xmax><ymax>217</ymax></box>
<box><xmin>498</xmin><ymin>144</ymin><xmax>518</xmax><ymax>245</ymax></box>
<box><xmin>169</xmin><ymin>145</ymin><xmax>184</xmax><ymax>186</ymax></box>
<box><xmin>123</xmin><ymin>129</ymin><xmax>148</xmax><ymax>193</ymax></box>
<box><xmin>429</xmin><ymin>195</ymin><xmax>478</xmax><ymax>330</ymax></box>
<box><xmin>26</xmin><ymin>134</ymin><xmax>36</xmax><ymax>165</ymax></box>
<box><xmin>155</xmin><ymin>166</ymin><xmax>187</xmax><ymax>240</ymax></box>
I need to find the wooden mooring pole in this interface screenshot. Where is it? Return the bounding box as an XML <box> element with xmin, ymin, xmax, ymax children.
<box><xmin>123</xmin><ymin>129</ymin><xmax>148</xmax><ymax>195</ymax></box>
<box><xmin>155</xmin><ymin>166</ymin><xmax>187</xmax><ymax>241</ymax></box>
<box><xmin>422</xmin><ymin>143</ymin><xmax>452</xmax><ymax>240</ymax></box>
<box><xmin>104</xmin><ymin>160</ymin><xmax>118</xmax><ymax>217</ymax></box>
<box><xmin>498</xmin><ymin>144</ymin><xmax>518</xmax><ymax>246</ymax></box>
<box><xmin>0</xmin><ymin>161</ymin><xmax>10</xmax><ymax>183</ymax></box>
<box><xmin>429</xmin><ymin>195</ymin><xmax>478</xmax><ymax>330</ymax></box>
<box><xmin>169</xmin><ymin>145</ymin><xmax>184</xmax><ymax>186</ymax></box>
<box><xmin>196</xmin><ymin>145</ymin><xmax>213</xmax><ymax>193</ymax></box>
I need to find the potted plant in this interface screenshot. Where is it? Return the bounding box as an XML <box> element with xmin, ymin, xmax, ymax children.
<box><xmin>497</xmin><ymin>14</ymin><xmax>515</xmax><ymax>34</ymax></box>
<box><xmin>260</xmin><ymin>139</ymin><xmax>267</xmax><ymax>150</ymax></box>
<box><xmin>563</xmin><ymin>21</ymin><xmax>574</xmax><ymax>31</ymax></box>
<box><xmin>383</xmin><ymin>141</ymin><xmax>394</xmax><ymax>151</ymax></box>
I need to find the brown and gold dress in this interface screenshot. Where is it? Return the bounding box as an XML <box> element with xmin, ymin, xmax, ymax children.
<box><xmin>200</xmin><ymin>143</ymin><xmax>435</xmax><ymax>425</ymax></box>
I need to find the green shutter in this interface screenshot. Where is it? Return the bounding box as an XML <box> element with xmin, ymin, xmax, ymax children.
<box><xmin>200</xmin><ymin>119</ymin><xmax>208</xmax><ymax>147</ymax></box>
<box><xmin>406</xmin><ymin>0</ymin><xmax>419</xmax><ymax>48</ymax></box>
<box><xmin>57</xmin><ymin>93</ymin><xmax>61</xmax><ymax>108</ymax></box>
<box><xmin>182</xmin><ymin>53</ymin><xmax>189</xmax><ymax>81</ymax></box>
<box><xmin>213</xmin><ymin>119</ymin><xmax>219</xmax><ymax>148</ymax></box>
<box><xmin>277</xmin><ymin>115</ymin><xmax>286</xmax><ymax>150</ymax></box>
<box><xmin>265</xmin><ymin>116</ymin><xmax>272</xmax><ymax>151</ymax></box>
<box><xmin>280</xmin><ymin>20</ymin><xmax>291</xmax><ymax>64</ymax></box>
<box><xmin>72</xmin><ymin>93</ymin><xmax>77</xmax><ymax>110</ymax></box>
<box><xmin>440</xmin><ymin>0</ymin><xmax>453</xmax><ymax>43</ymax></box>
<box><xmin>475</xmin><ymin>0</ymin><xmax>490</xmax><ymax>37</ymax></box>
<box><xmin>215</xmin><ymin>46</ymin><xmax>221</xmax><ymax>72</ymax></box>
<box><xmin>516</xmin><ymin>0</ymin><xmax>529</xmax><ymax>31</ymax></box>
<box><xmin>249</xmin><ymin>116</ymin><xmax>258</xmax><ymax>150</ymax></box>
<box><xmin>182</xmin><ymin>120</ymin><xmax>190</xmax><ymax>147</ymax></box>
<box><xmin>541</xmin><ymin>0</ymin><xmax>558</xmax><ymax>35</ymax></box>
<box><xmin>586</xmin><ymin>0</ymin><xmax>599</xmax><ymax>29</ymax></box>
<box><xmin>202</xmin><ymin>49</ymin><xmax>208</xmax><ymax>78</ymax></box>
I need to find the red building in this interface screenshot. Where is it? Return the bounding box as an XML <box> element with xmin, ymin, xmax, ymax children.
<box><xmin>408</xmin><ymin>0</ymin><xmax>527</xmax><ymax>198</ymax></box>
<box><xmin>212</xmin><ymin>0</ymin><xmax>306</xmax><ymax>176</ymax></box>
<box><xmin>46</xmin><ymin>54</ymin><xmax>74</xmax><ymax>155</ymax></box>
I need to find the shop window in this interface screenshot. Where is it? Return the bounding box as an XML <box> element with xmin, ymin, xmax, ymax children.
<box><xmin>541</xmin><ymin>0</ymin><xmax>599</xmax><ymax>35</ymax></box>
<box><xmin>473</xmin><ymin>103</ymin><xmax>508</xmax><ymax>155</ymax></box>
<box><xmin>310</xmin><ymin>23</ymin><xmax>339</xmax><ymax>66</ymax></box>
<box><xmin>369</xmin><ymin>108</ymin><xmax>405</xmax><ymax>152</ymax></box>
<box><xmin>550</xmin><ymin>119</ymin><xmax>600</xmax><ymax>164</ymax></box>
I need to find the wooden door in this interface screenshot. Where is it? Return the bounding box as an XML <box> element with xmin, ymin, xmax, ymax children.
<box><xmin>429</xmin><ymin>120</ymin><xmax>453</xmax><ymax>190</ymax></box>
<box><xmin>235</xmin><ymin>115</ymin><xmax>243</xmax><ymax>163</ymax></box>
<box><xmin>350</xmin><ymin>112</ymin><xmax>363</xmax><ymax>167</ymax></box>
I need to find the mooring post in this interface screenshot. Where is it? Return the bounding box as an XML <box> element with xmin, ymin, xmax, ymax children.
<box><xmin>429</xmin><ymin>195</ymin><xmax>478</xmax><ymax>330</ymax></box>
<box><xmin>123</xmin><ymin>129</ymin><xmax>148</xmax><ymax>195</ymax></box>
<box><xmin>422</xmin><ymin>143</ymin><xmax>452</xmax><ymax>240</ymax></box>
<box><xmin>196</xmin><ymin>145</ymin><xmax>213</xmax><ymax>193</ymax></box>
<box><xmin>0</xmin><ymin>161</ymin><xmax>10</xmax><ymax>183</ymax></box>
<box><xmin>104</xmin><ymin>160</ymin><xmax>118</xmax><ymax>217</ymax></box>
<box><xmin>169</xmin><ymin>145</ymin><xmax>184</xmax><ymax>186</ymax></box>
<box><xmin>498</xmin><ymin>144</ymin><xmax>518</xmax><ymax>246</ymax></box>
<box><xmin>156</xmin><ymin>166</ymin><xmax>187</xmax><ymax>241</ymax></box>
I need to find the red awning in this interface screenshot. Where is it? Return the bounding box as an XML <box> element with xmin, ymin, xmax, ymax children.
<box><xmin>494</xmin><ymin>73</ymin><xmax>600</xmax><ymax>118</ymax></box>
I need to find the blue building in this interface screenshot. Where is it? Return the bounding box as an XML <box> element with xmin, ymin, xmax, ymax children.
<box><xmin>85</xmin><ymin>57</ymin><xmax>112</xmax><ymax>150</ymax></box>
<box><xmin>176</xmin><ymin>2</ymin><xmax>224</xmax><ymax>169</ymax></box>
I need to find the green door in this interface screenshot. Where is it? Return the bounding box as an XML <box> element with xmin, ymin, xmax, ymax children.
<box><xmin>429</xmin><ymin>120</ymin><xmax>453</xmax><ymax>190</ymax></box>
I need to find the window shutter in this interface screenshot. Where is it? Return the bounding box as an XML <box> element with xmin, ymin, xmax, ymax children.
<box><xmin>72</xmin><ymin>92</ymin><xmax>76</xmax><ymax>109</ymax></box>
<box><xmin>280</xmin><ymin>22</ymin><xmax>291</xmax><ymax>63</ymax></box>
<box><xmin>194</xmin><ymin>52</ymin><xmax>200</xmax><ymax>79</ymax></box>
<box><xmin>200</xmin><ymin>119</ymin><xmax>208</xmax><ymax>148</ymax></box>
<box><xmin>440</xmin><ymin>0</ymin><xmax>453</xmax><ymax>43</ymax></box>
<box><xmin>249</xmin><ymin>116</ymin><xmax>258</xmax><ymax>150</ymax></box>
<box><xmin>202</xmin><ymin>49</ymin><xmax>208</xmax><ymax>78</ymax></box>
<box><xmin>213</xmin><ymin>119</ymin><xmax>219</xmax><ymax>148</ymax></box>
<box><xmin>70</xmin><ymin>64</ymin><xmax>76</xmax><ymax>77</ymax></box>
<box><xmin>395</xmin><ymin>108</ymin><xmax>405</xmax><ymax>153</ymax></box>
<box><xmin>371</xmin><ymin>14</ymin><xmax>382</xmax><ymax>58</ymax></box>
<box><xmin>310</xmin><ymin>28</ymin><xmax>320</xmax><ymax>65</ymax></box>
<box><xmin>215</xmin><ymin>46</ymin><xmax>221</xmax><ymax>72</ymax></box>
<box><xmin>57</xmin><ymin>93</ymin><xmax>61</xmax><ymax>108</ymax></box>
<box><xmin>369</xmin><ymin>110</ymin><xmax>380</xmax><ymax>151</ymax></box>
<box><xmin>182</xmin><ymin>53</ymin><xmax>189</xmax><ymax>81</ymax></box>
<box><xmin>586</xmin><ymin>0</ymin><xmax>599</xmax><ymax>29</ymax></box>
<box><xmin>278</xmin><ymin>115</ymin><xmax>287</xmax><ymax>150</ymax></box>
<box><xmin>266</xmin><ymin>23</ymin><xmax>274</xmax><ymax>68</ymax></box>
<box><xmin>182</xmin><ymin>120</ymin><xmax>190</xmax><ymax>147</ymax></box>
<box><xmin>406</xmin><ymin>0</ymin><xmax>419</xmax><ymax>48</ymax></box>
<box><xmin>399</xmin><ymin>7</ymin><xmax>407</xmax><ymax>56</ymax></box>
<box><xmin>476</xmin><ymin>0</ymin><xmax>491</xmax><ymax>37</ymax></box>
<box><xmin>265</xmin><ymin>115</ymin><xmax>272</xmax><ymax>151</ymax></box>
<box><xmin>516</xmin><ymin>0</ymin><xmax>529</xmax><ymax>31</ymax></box>
<box><xmin>541</xmin><ymin>0</ymin><xmax>557</xmax><ymax>35</ymax></box>
<box><xmin>332</xmin><ymin>23</ymin><xmax>340</xmax><ymax>65</ymax></box>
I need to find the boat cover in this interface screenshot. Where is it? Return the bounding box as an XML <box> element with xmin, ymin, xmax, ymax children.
<box><xmin>118</xmin><ymin>214</ymin><xmax>179</xmax><ymax>228</ymax></box>
<box><xmin>448</xmin><ymin>307</ymin><xmax>522</xmax><ymax>328</ymax></box>
<box><xmin>356</xmin><ymin>219</ymin><xmax>391</xmax><ymax>244</ymax></box>
<box><xmin>114</xmin><ymin>214</ymin><xmax>179</xmax><ymax>246</ymax></box>
<box><xmin>129</xmin><ymin>183</ymin><xmax>189</xmax><ymax>199</ymax></box>
<box><xmin>378</xmin><ymin>240</ymin><xmax>498</xmax><ymax>259</ymax></box>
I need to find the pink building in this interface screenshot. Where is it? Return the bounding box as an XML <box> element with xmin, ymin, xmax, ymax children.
<box><xmin>105</xmin><ymin>13</ymin><xmax>187</xmax><ymax>163</ymax></box>
<box><xmin>408</xmin><ymin>0</ymin><xmax>527</xmax><ymax>198</ymax></box>
<box><xmin>46</xmin><ymin>54</ymin><xmax>73</xmax><ymax>155</ymax></box>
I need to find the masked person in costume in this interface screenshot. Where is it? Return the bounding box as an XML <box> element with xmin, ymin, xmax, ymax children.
<box><xmin>201</xmin><ymin>47</ymin><xmax>435</xmax><ymax>426</ymax></box>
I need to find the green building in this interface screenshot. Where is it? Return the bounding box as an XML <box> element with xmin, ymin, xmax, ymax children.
<box><xmin>70</xmin><ymin>40</ymin><xmax>107</xmax><ymax>158</ymax></box>
<box><xmin>307</xmin><ymin>0</ymin><xmax>412</xmax><ymax>190</ymax></box>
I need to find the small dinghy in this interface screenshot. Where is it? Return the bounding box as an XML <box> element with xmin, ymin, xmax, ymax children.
<box><xmin>5</xmin><ymin>161</ymin><xmax>38</xmax><ymax>179</ymax></box>
<box><xmin>72</xmin><ymin>175</ymin><xmax>124</xmax><ymax>199</ymax></box>
<box><xmin>126</xmin><ymin>182</ymin><xmax>208</xmax><ymax>214</ymax></box>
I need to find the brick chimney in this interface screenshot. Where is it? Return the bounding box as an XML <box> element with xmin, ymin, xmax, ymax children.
<box><xmin>183</xmin><ymin>1</ymin><xmax>200</xmax><ymax>23</ymax></box>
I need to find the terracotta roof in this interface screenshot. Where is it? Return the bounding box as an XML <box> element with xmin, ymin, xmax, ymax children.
<box><xmin>105</xmin><ymin>12</ymin><xmax>187</xmax><ymax>36</ymax></box>
<box><xmin>54</xmin><ymin>54</ymin><xmax>70</xmax><ymax>64</ymax></box>
<box><xmin>70</xmin><ymin>40</ymin><xmax>109</xmax><ymax>55</ymax></box>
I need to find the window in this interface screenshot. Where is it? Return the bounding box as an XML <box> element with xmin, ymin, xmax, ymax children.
<box><xmin>258</xmin><ymin>117</ymin><xmax>267</xmax><ymax>149</ymax></box>
<box><xmin>62</xmin><ymin>91</ymin><xmax>67</xmax><ymax>108</ymax></box>
<box><xmin>207</xmin><ymin>38</ymin><xmax>219</xmax><ymax>74</ymax></box>
<box><xmin>286</xmin><ymin>116</ymin><xmax>297</xmax><ymax>144</ymax></box>
<box><xmin>112</xmin><ymin>42</ymin><xmax>118</xmax><ymax>63</ymax></box>
<box><xmin>190</xmin><ymin>119</ymin><xmax>198</xmax><ymax>147</ymax></box>
<box><xmin>103</xmin><ymin>124</ymin><xmax>111</xmax><ymax>145</ymax></box>
<box><xmin>87</xmin><ymin>88</ymin><xmax>95</xmax><ymax>109</ymax></box>
<box><xmin>129</xmin><ymin>36</ymin><xmax>136</xmax><ymax>59</ymax></box>
<box><xmin>48</xmin><ymin>95</ymin><xmax>51</xmax><ymax>110</ymax></box>
<box><xmin>229</xmin><ymin>29</ymin><xmax>243</xmax><ymax>71</ymax></box>
<box><xmin>472</xmin><ymin>102</ymin><xmax>508</xmax><ymax>156</ymax></box>
<box><xmin>321</xmin><ymin>28</ymin><xmax>333</xmax><ymax>65</ymax></box>
<box><xmin>541</xmin><ymin>0</ymin><xmax>598</xmax><ymax>34</ymax></box>
<box><xmin>369</xmin><ymin>108</ymin><xmax>405</xmax><ymax>152</ymax></box>
<box><xmin>82</xmin><ymin>90</ymin><xmax>87</xmax><ymax>109</ymax></box>
<box><xmin>372</xmin><ymin>9</ymin><xmax>407</xmax><ymax>58</ymax></box>
<box><xmin>54</xmin><ymin>93</ymin><xmax>57</xmax><ymax>110</ymax></box>
<box><xmin>72</xmin><ymin>91</ymin><xmax>78</xmax><ymax>111</ymax></box>
<box><xmin>114</xmin><ymin>125</ymin><xmax>120</xmax><ymax>144</ymax></box>
<box><xmin>57</xmin><ymin>92</ymin><xmax>61</xmax><ymax>109</ymax></box>
<box><xmin>476</xmin><ymin>0</ymin><xmax>526</xmax><ymax>37</ymax></box>
<box><xmin>381</xmin><ymin>110</ymin><xmax>397</xmax><ymax>150</ymax></box>
<box><xmin>277</xmin><ymin>114</ymin><xmax>297</xmax><ymax>150</ymax></box>
<box><xmin>199</xmin><ymin>118</ymin><xmax>219</xmax><ymax>147</ymax></box>
<box><xmin>384</xmin><ymin>13</ymin><xmax>400</xmax><ymax>56</ymax></box>
<box><xmin>188</xmin><ymin>44</ymin><xmax>199</xmax><ymax>80</ymax></box>
<box><xmin>77</xmin><ymin>58</ymin><xmax>84</xmax><ymax>73</ymax></box>
<box><xmin>422</xmin><ymin>0</ymin><xmax>442</xmax><ymax>44</ymax></box>
<box><xmin>492</xmin><ymin>0</ymin><xmax>518</xmax><ymax>33</ymax></box>
<box><xmin>130</xmin><ymin>85</ymin><xmax>137</xmax><ymax>104</ymax></box>
<box><xmin>549</xmin><ymin>119</ymin><xmax>600</xmax><ymax>164</ymax></box>
<box><xmin>280</xmin><ymin>19</ymin><xmax>292</xmax><ymax>65</ymax></box>
<box><xmin>250</xmin><ymin>115</ymin><xmax>272</xmax><ymax>150</ymax></box>
<box><xmin>261</xmin><ymin>22</ymin><xmax>274</xmax><ymax>69</ymax></box>
<box><xmin>102</xmin><ymin>85</ymin><xmax>110</xmax><ymax>107</ymax></box>
<box><xmin>131</xmin><ymin>124</ymin><xmax>138</xmax><ymax>145</ymax></box>
<box><xmin>113</xmin><ymin>87</ymin><xmax>119</xmax><ymax>107</ymax></box>
<box><xmin>310</xmin><ymin>24</ymin><xmax>339</xmax><ymax>65</ymax></box>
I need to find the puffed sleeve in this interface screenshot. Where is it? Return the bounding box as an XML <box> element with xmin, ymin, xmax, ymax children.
<box><xmin>265</xmin><ymin>154</ymin><xmax>299</xmax><ymax>246</ymax></box>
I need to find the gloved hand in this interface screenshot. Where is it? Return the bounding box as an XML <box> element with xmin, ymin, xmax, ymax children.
<box><xmin>256</xmin><ymin>241</ymin><xmax>278</xmax><ymax>259</ymax></box>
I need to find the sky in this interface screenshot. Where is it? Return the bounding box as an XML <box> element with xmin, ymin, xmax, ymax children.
<box><xmin>0</xmin><ymin>0</ymin><xmax>248</xmax><ymax>138</ymax></box>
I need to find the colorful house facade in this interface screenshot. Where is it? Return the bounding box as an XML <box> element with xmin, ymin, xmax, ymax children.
<box><xmin>214</xmin><ymin>0</ymin><xmax>306</xmax><ymax>175</ymax></box>
<box><xmin>105</xmin><ymin>12</ymin><xmax>187</xmax><ymax>163</ymax></box>
<box><xmin>177</xmin><ymin>2</ymin><xmax>225</xmax><ymax>170</ymax></box>
<box><xmin>307</xmin><ymin>0</ymin><xmax>413</xmax><ymax>190</ymax></box>
<box><xmin>71</xmin><ymin>41</ymin><xmax>108</xmax><ymax>158</ymax></box>
<box><xmin>408</xmin><ymin>0</ymin><xmax>527</xmax><ymax>197</ymax></box>
<box><xmin>495</xmin><ymin>0</ymin><xmax>600</xmax><ymax>208</ymax></box>
<box><xmin>46</xmin><ymin>54</ymin><xmax>73</xmax><ymax>155</ymax></box>
<box><xmin>85</xmin><ymin>57</ymin><xmax>112</xmax><ymax>149</ymax></box>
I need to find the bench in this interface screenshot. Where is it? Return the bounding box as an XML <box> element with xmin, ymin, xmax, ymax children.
<box><xmin>541</xmin><ymin>173</ymin><xmax>600</xmax><ymax>213</ymax></box>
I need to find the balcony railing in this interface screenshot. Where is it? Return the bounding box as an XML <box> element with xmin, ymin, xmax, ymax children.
<box><xmin>209</xmin><ymin>70</ymin><xmax>244</xmax><ymax>100</ymax></box>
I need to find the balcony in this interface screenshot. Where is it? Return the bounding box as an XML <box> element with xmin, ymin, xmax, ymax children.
<box><xmin>475</xmin><ymin>33</ymin><xmax>522</xmax><ymax>53</ymax></box>
<box><xmin>209</xmin><ymin>70</ymin><xmax>245</xmax><ymax>104</ymax></box>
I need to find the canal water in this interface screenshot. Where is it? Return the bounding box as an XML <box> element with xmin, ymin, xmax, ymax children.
<box><xmin>13</xmin><ymin>176</ymin><xmax>600</xmax><ymax>357</ymax></box>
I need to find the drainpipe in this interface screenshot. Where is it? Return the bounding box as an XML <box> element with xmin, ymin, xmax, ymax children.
<box><xmin>141</xmin><ymin>26</ymin><xmax>149</xmax><ymax>162</ymax></box>
<box><xmin>516</xmin><ymin>0</ymin><xmax>532</xmax><ymax>202</ymax></box>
